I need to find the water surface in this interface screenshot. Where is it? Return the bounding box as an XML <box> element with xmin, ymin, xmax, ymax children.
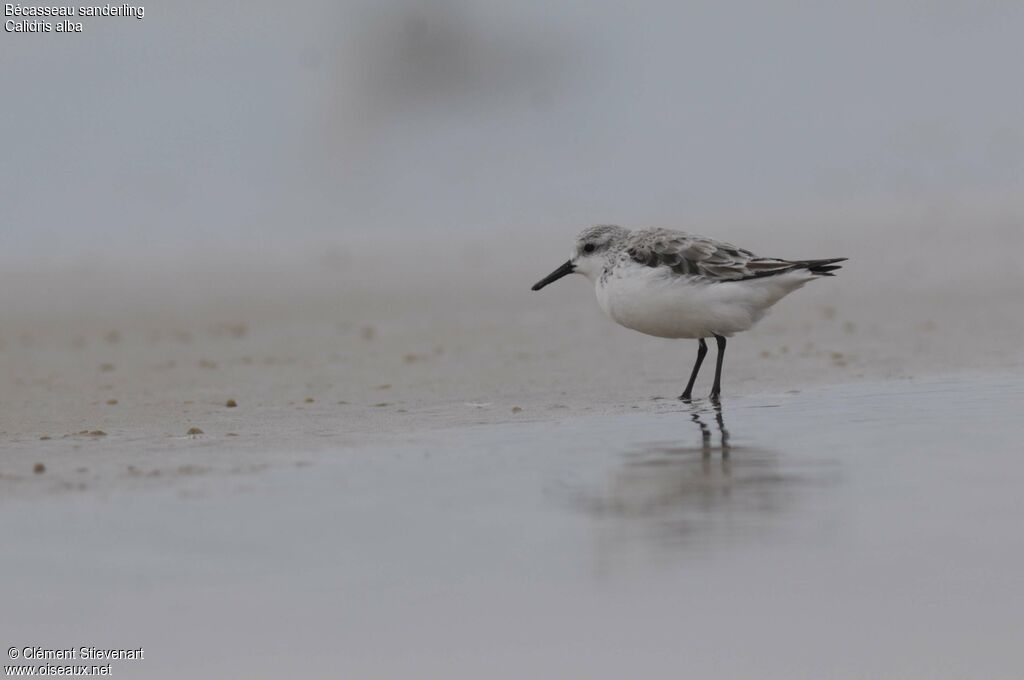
<box><xmin>4</xmin><ymin>374</ymin><xmax>1023</xmax><ymax>678</ymax></box>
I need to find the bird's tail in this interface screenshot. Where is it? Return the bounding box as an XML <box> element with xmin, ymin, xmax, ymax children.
<box><xmin>792</xmin><ymin>257</ymin><xmax>847</xmax><ymax>276</ymax></box>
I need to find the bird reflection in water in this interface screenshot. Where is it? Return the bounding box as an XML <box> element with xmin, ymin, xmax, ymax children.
<box><xmin>578</xmin><ymin>399</ymin><xmax>832</xmax><ymax>560</ymax></box>
<box><xmin>685</xmin><ymin>397</ymin><xmax>730</xmax><ymax>458</ymax></box>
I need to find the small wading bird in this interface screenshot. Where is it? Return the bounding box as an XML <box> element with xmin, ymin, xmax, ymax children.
<box><xmin>531</xmin><ymin>225</ymin><xmax>845</xmax><ymax>400</ymax></box>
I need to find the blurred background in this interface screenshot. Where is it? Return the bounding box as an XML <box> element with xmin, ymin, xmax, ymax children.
<box><xmin>3</xmin><ymin>0</ymin><xmax>1022</xmax><ymax>261</ymax></box>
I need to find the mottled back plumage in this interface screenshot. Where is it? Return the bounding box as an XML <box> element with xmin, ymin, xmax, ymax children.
<box><xmin>620</xmin><ymin>228</ymin><xmax>844</xmax><ymax>281</ymax></box>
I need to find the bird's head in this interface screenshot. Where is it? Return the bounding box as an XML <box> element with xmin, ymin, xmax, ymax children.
<box><xmin>531</xmin><ymin>225</ymin><xmax>630</xmax><ymax>290</ymax></box>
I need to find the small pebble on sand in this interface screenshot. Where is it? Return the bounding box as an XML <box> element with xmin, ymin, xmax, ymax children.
<box><xmin>187</xmin><ymin>427</ymin><xmax>204</xmax><ymax>436</ymax></box>
<box><xmin>34</xmin><ymin>463</ymin><xmax>46</xmax><ymax>474</ymax></box>
<box><xmin>511</xmin><ymin>406</ymin><xmax>523</xmax><ymax>414</ymax></box>
<box><xmin>226</xmin><ymin>399</ymin><xmax>238</xmax><ymax>408</ymax></box>
<box><xmin>39</xmin><ymin>435</ymin><xmax>51</xmax><ymax>441</ymax></box>
<box><xmin>305</xmin><ymin>397</ymin><xmax>315</xmax><ymax>403</ymax></box>
<box><xmin>107</xmin><ymin>399</ymin><xmax>118</xmax><ymax>405</ymax></box>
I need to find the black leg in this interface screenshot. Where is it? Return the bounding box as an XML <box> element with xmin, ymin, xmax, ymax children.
<box><xmin>679</xmin><ymin>338</ymin><xmax>708</xmax><ymax>400</ymax></box>
<box><xmin>710</xmin><ymin>334</ymin><xmax>726</xmax><ymax>399</ymax></box>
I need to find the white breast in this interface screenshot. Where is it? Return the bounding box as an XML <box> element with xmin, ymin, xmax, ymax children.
<box><xmin>594</xmin><ymin>260</ymin><xmax>814</xmax><ymax>339</ymax></box>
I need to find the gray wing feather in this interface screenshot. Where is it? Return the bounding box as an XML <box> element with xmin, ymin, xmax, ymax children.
<box><xmin>624</xmin><ymin>228</ymin><xmax>796</xmax><ymax>281</ymax></box>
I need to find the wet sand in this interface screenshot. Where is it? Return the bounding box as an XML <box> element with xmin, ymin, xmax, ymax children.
<box><xmin>1</xmin><ymin>208</ymin><xmax>1023</xmax><ymax>676</ymax></box>
<box><xmin>3</xmin><ymin>374</ymin><xmax>1023</xmax><ymax>678</ymax></box>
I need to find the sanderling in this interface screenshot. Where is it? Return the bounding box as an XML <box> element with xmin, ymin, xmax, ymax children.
<box><xmin>531</xmin><ymin>225</ymin><xmax>845</xmax><ymax>400</ymax></box>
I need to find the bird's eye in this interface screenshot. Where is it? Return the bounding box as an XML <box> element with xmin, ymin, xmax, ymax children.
<box><xmin>583</xmin><ymin>243</ymin><xmax>596</xmax><ymax>253</ymax></box>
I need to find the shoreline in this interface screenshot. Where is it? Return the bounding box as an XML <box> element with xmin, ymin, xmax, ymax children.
<box><xmin>2</xmin><ymin>368</ymin><xmax>1019</xmax><ymax>504</ymax></box>
<box><xmin>3</xmin><ymin>215</ymin><xmax>1023</xmax><ymax>501</ymax></box>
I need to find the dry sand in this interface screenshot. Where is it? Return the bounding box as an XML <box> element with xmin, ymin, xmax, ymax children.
<box><xmin>1</xmin><ymin>199</ymin><xmax>1022</xmax><ymax>497</ymax></box>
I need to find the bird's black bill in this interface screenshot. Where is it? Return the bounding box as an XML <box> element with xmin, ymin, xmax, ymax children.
<box><xmin>531</xmin><ymin>260</ymin><xmax>575</xmax><ymax>291</ymax></box>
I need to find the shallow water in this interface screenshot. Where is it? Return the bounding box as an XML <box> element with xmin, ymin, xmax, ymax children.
<box><xmin>4</xmin><ymin>374</ymin><xmax>1024</xmax><ymax>679</ymax></box>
